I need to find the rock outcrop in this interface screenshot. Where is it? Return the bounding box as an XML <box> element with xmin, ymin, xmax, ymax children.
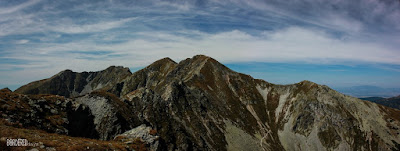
<box><xmin>115</xmin><ymin>124</ymin><xmax>160</xmax><ymax>151</ymax></box>
<box><xmin>73</xmin><ymin>91</ymin><xmax>138</xmax><ymax>140</ymax></box>
<box><xmin>1</xmin><ymin>88</ymin><xmax>137</xmax><ymax>141</ymax></box>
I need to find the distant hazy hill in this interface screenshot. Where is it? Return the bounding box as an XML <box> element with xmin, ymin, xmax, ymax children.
<box><xmin>334</xmin><ymin>85</ymin><xmax>400</xmax><ymax>98</ymax></box>
<box><xmin>360</xmin><ymin>96</ymin><xmax>400</xmax><ymax>110</ymax></box>
<box><xmin>359</xmin><ymin>97</ymin><xmax>386</xmax><ymax>102</ymax></box>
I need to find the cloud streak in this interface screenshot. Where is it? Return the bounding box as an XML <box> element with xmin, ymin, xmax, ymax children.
<box><xmin>0</xmin><ymin>0</ymin><xmax>41</xmax><ymax>15</ymax></box>
<box><xmin>50</xmin><ymin>17</ymin><xmax>136</xmax><ymax>34</ymax></box>
<box><xmin>3</xmin><ymin>27</ymin><xmax>399</xmax><ymax>70</ymax></box>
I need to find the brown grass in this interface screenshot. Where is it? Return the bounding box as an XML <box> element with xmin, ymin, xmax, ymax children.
<box><xmin>45</xmin><ymin>115</ymin><xmax>64</xmax><ymax>126</ymax></box>
<box><xmin>29</xmin><ymin>94</ymin><xmax>67</xmax><ymax>104</ymax></box>
<box><xmin>149</xmin><ymin>129</ymin><xmax>157</xmax><ymax>135</ymax></box>
<box><xmin>90</xmin><ymin>90</ymin><xmax>121</xmax><ymax>103</ymax></box>
<box><xmin>379</xmin><ymin>105</ymin><xmax>400</xmax><ymax>122</ymax></box>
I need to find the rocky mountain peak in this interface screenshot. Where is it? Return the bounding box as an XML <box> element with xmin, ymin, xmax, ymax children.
<box><xmin>180</xmin><ymin>54</ymin><xmax>222</xmax><ymax>67</ymax></box>
<box><xmin>191</xmin><ymin>54</ymin><xmax>212</xmax><ymax>61</ymax></box>
<box><xmin>295</xmin><ymin>80</ymin><xmax>319</xmax><ymax>90</ymax></box>
<box><xmin>15</xmin><ymin>65</ymin><xmax>132</xmax><ymax>98</ymax></box>
<box><xmin>54</xmin><ymin>69</ymin><xmax>74</xmax><ymax>77</ymax></box>
<box><xmin>164</xmin><ymin>55</ymin><xmax>234</xmax><ymax>83</ymax></box>
<box><xmin>155</xmin><ymin>57</ymin><xmax>176</xmax><ymax>64</ymax></box>
<box><xmin>104</xmin><ymin>66</ymin><xmax>131</xmax><ymax>72</ymax></box>
<box><xmin>4</xmin><ymin>55</ymin><xmax>400</xmax><ymax>151</ymax></box>
<box><xmin>298</xmin><ymin>80</ymin><xmax>316</xmax><ymax>85</ymax></box>
<box><xmin>144</xmin><ymin>57</ymin><xmax>177</xmax><ymax>73</ymax></box>
<box><xmin>0</xmin><ymin>88</ymin><xmax>11</xmax><ymax>93</ymax></box>
<box><xmin>60</xmin><ymin>69</ymin><xmax>73</xmax><ymax>73</ymax></box>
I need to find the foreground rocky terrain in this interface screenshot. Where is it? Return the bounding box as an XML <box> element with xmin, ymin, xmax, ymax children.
<box><xmin>0</xmin><ymin>88</ymin><xmax>149</xmax><ymax>151</ymax></box>
<box><xmin>1</xmin><ymin>55</ymin><xmax>400</xmax><ymax>151</ymax></box>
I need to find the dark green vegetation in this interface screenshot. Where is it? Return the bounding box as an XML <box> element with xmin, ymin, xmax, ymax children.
<box><xmin>360</xmin><ymin>97</ymin><xmax>386</xmax><ymax>102</ymax></box>
<box><xmin>361</xmin><ymin>96</ymin><xmax>400</xmax><ymax>110</ymax></box>
<box><xmin>2</xmin><ymin>55</ymin><xmax>400</xmax><ymax>150</ymax></box>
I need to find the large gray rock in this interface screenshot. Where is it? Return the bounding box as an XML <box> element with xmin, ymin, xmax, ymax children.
<box><xmin>72</xmin><ymin>91</ymin><xmax>138</xmax><ymax>140</ymax></box>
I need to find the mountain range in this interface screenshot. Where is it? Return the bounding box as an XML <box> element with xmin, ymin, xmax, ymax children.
<box><xmin>1</xmin><ymin>55</ymin><xmax>400</xmax><ymax>151</ymax></box>
<box><xmin>334</xmin><ymin>86</ymin><xmax>400</xmax><ymax>98</ymax></box>
<box><xmin>360</xmin><ymin>96</ymin><xmax>400</xmax><ymax>110</ymax></box>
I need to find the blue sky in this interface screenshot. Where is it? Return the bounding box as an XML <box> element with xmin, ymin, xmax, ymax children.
<box><xmin>1</xmin><ymin>0</ymin><xmax>400</xmax><ymax>91</ymax></box>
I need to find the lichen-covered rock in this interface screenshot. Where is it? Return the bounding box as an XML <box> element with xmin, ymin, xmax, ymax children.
<box><xmin>0</xmin><ymin>89</ymin><xmax>70</xmax><ymax>134</ymax></box>
<box><xmin>73</xmin><ymin>91</ymin><xmax>137</xmax><ymax>140</ymax></box>
<box><xmin>115</xmin><ymin>124</ymin><xmax>160</xmax><ymax>151</ymax></box>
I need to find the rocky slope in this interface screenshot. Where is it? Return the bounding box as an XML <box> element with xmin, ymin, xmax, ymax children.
<box><xmin>4</xmin><ymin>55</ymin><xmax>400</xmax><ymax>151</ymax></box>
<box><xmin>1</xmin><ymin>88</ymin><xmax>140</xmax><ymax>140</ymax></box>
<box><xmin>14</xmin><ymin>66</ymin><xmax>131</xmax><ymax>98</ymax></box>
<box><xmin>0</xmin><ymin>88</ymin><xmax>154</xmax><ymax>150</ymax></box>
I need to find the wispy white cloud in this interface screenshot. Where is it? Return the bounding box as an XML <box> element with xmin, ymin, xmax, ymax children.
<box><xmin>15</xmin><ymin>39</ymin><xmax>29</xmax><ymax>44</ymax></box>
<box><xmin>2</xmin><ymin>27</ymin><xmax>400</xmax><ymax>88</ymax></box>
<box><xmin>0</xmin><ymin>0</ymin><xmax>41</xmax><ymax>15</ymax></box>
<box><xmin>50</xmin><ymin>17</ymin><xmax>136</xmax><ymax>34</ymax></box>
<box><xmin>4</xmin><ymin>27</ymin><xmax>400</xmax><ymax>71</ymax></box>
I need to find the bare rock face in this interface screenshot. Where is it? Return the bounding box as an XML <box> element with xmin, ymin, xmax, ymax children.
<box><xmin>268</xmin><ymin>81</ymin><xmax>400</xmax><ymax>151</ymax></box>
<box><xmin>14</xmin><ymin>66</ymin><xmax>131</xmax><ymax>98</ymax></box>
<box><xmin>3</xmin><ymin>55</ymin><xmax>400</xmax><ymax>151</ymax></box>
<box><xmin>73</xmin><ymin>91</ymin><xmax>138</xmax><ymax>140</ymax></box>
<box><xmin>108</xmin><ymin>57</ymin><xmax>177</xmax><ymax>97</ymax></box>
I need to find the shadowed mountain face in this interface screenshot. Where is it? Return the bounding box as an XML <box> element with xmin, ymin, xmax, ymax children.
<box><xmin>6</xmin><ymin>55</ymin><xmax>400</xmax><ymax>150</ymax></box>
<box><xmin>14</xmin><ymin>66</ymin><xmax>131</xmax><ymax>98</ymax></box>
